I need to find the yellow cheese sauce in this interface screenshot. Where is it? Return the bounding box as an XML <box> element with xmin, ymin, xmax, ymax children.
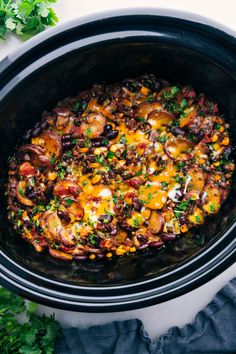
<box><xmin>7</xmin><ymin>75</ymin><xmax>235</xmax><ymax>261</ymax></box>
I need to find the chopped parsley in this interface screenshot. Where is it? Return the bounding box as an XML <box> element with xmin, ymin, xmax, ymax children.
<box><xmin>65</xmin><ymin>198</ymin><xmax>73</xmax><ymax>207</ymax></box>
<box><xmin>175</xmin><ymin>174</ymin><xmax>184</xmax><ymax>184</ymax></box>
<box><xmin>158</xmin><ymin>135</ymin><xmax>167</xmax><ymax>143</ymax></box>
<box><xmin>72</xmin><ymin>101</ymin><xmax>87</xmax><ymax>113</ymax></box>
<box><xmin>133</xmin><ymin>219</ymin><xmax>139</xmax><ymax>227</ymax></box>
<box><xmin>214</xmin><ymin>123</ymin><xmax>221</xmax><ymax>131</ymax></box>
<box><xmin>180</xmin><ymin>98</ymin><xmax>188</xmax><ymax>109</ymax></box>
<box><xmin>88</xmin><ymin>234</ymin><xmax>96</xmax><ymax>245</ymax></box>
<box><xmin>177</xmin><ymin>161</ymin><xmax>184</xmax><ymax>171</ymax></box>
<box><xmin>161</xmin><ymin>181</ymin><xmax>168</xmax><ymax>188</ymax></box>
<box><xmin>86</xmin><ymin>127</ymin><xmax>92</xmax><ymax>137</ymax></box>
<box><xmin>84</xmin><ymin>137</ymin><xmax>90</xmax><ymax>148</ymax></box>
<box><xmin>195</xmin><ymin>215</ymin><xmax>201</xmax><ymax>223</ymax></box>
<box><xmin>107</xmin><ymin>151</ymin><xmax>115</xmax><ymax>159</ymax></box>
<box><xmin>119</xmin><ymin>134</ymin><xmax>127</xmax><ymax>144</ymax></box>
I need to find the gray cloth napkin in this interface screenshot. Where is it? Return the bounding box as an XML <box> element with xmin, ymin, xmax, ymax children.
<box><xmin>56</xmin><ymin>277</ymin><xmax>236</xmax><ymax>354</ymax></box>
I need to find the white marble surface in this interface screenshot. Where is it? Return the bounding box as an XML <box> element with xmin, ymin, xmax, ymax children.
<box><xmin>1</xmin><ymin>0</ymin><xmax>236</xmax><ymax>341</ymax></box>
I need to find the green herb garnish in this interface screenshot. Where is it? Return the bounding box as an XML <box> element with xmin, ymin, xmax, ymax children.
<box><xmin>0</xmin><ymin>287</ymin><xmax>60</xmax><ymax>353</ymax></box>
<box><xmin>119</xmin><ymin>134</ymin><xmax>127</xmax><ymax>144</ymax></box>
<box><xmin>65</xmin><ymin>198</ymin><xmax>73</xmax><ymax>207</ymax></box>
<box><xmin>0</xmin><ymin>0</ymin><xmax>58</xmax><ymax>40</ymax></box>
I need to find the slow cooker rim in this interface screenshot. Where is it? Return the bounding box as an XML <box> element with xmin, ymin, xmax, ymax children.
<box><xmin>0</xmin><ymin>9</ymin><xmax>236</xmax><ymax>311</ymax></box>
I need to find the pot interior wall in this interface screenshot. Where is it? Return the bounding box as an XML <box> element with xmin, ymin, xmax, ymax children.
<box><xmin>0</xmin><ymin>40</ymin><xmax>236</xmax><ymax>285</ymax></box>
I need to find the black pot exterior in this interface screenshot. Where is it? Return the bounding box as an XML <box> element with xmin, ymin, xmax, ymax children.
<box><xmin>0</xmin><ymin>10</ymin><xmax>236</xmax><ymax>311</ymax></box>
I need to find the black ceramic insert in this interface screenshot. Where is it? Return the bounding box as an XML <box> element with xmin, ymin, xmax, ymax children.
<box><xmin>0</xmin><ymin>11</ymin><xmax>236</xmax><ymax>311</ymax></box>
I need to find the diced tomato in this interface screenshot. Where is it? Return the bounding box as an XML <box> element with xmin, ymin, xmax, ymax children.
<box><xmin>19</xmin><ymin>162</ymin><xmax>37</xmax><ymax>177</ymax></box>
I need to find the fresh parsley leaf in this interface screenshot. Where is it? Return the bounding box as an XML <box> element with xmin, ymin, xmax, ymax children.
<box><xmin>65</xmin><ymin>198</ymin><xmax>73</xmax><ymax>207</ymax></box>
<box><xmin>214</xmin><ymin>123</ymin><xmax>221</xmax><ymax>131</ymax></box>
<box><xmin>119</xmin><ymin>134</ymin><xmax>127</xmax><ymax>144</ymax></box>
<box><xmin>0</xmin><ymin>0</ymin><xmax>58</xmax><ymax>40</ymax></box>
<box><xmin>107</xmin><ymin>151</ymin><xmax>115</xmax><ymax>159</ymax></box>
<box><xmin>0</xmin><ymin>287</ymin><xmax>60</xmax><ymax>353</ymax></box>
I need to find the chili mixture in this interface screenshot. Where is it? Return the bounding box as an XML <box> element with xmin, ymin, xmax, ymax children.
<box><xmin>7</xmin><ymin>74</ymin><xmax>235</xmax><ymax>261</ymax></box>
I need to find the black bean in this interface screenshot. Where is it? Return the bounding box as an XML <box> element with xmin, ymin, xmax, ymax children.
<box><xmin>97</xmin><ymin>223</ymin><xmax>112</xmax><ymax>233</ymax></box>
<box><xmin>58</xmin><ymin>211</ymin><xmax>71</xmax><ymax>224</ymax></box>
<box><xmin>31</xmin><ymin>126</ymin><xmax>42</xmax><ymax>138</ymax></box>
<box><xmin>62</xmin><ymin>141</ymin><xmax>72</xmax><ymax>150</ymax></box>
<box><xmin>133</xmin><ymin>197</ymin><xmax>142</xmax><ymax>211</ymax></box>
<box><xmin>179</xmin><ymin>216</ymin><xmax>187</xmax><ymax>225</ymax></box>
<box><xmin>223</xmin><ymin>146</ymin><xmax>233</xmax><ymax>158</ymax></box>
<box><xmin>62</xmin><ymin>134</ymin><xmax>71</xmax><ymax>141</ymax></box>
<box><xmin>40</xmin><ymin>120</ymin><xmax>49</xmax><ymax>130</ymax></box>
<box><xmin>103</xmin><ymin>124</ymin><xmax>113</xmax><ymax>135</ymax></box>
<box><xmin>82</xmin><ymin>165</ymin><xmax>92</xmax><ymax>174</ymax></box>
<box><xmin>172</xmin><ymin>127</ymin><xmax>185</xmax><ymax>137</ymax></box>
<box><xmin>87</xmin><ymin>155</ymin><xmax>96</xmax><ymax>163</ymax></box>
<box><xmin>106</xmin><ymin>130</ymin><xmax>119</xmax><ymax>140</ymax></box>
<box><xmin>91</xmin><ymin>137</ymin><xmax>109</xmax><ymax>147</ymax></box>
<box><xmin>25</xmin><ymin>186</ymin><xmax>34</xmax><ymax>197</ymax></box>
<box><xmin>120</xmin><ymin>222</ymin><xmax>136</xmax><ymax>232</ymax></box>
<box><xmin>148</xmin><ymin>241</ymin><xmax>164</xmax><ymax>248</ymax></box>
<box><xmin>162</xmin><ymin>234</ymin><xmax>176</xmax><ymax>242</ymax></box>
<box><xmin>98</xmin><ymin>214</ymin><xmax>113</xmax><ymax>223</ymax></box>
<box><xmin>110</xmin><ymin>227</ymin><xmax>118</xmax><ymax>236</ymax></box>
<box><xmin>22</xmin><ymin>129</ymin><xmax>32</xmax><ymax>142</ymax></box>
<box><xmin>45</xmin><ymin>184</ymin><xmax>53</xmax><ymax>201</ymax></box>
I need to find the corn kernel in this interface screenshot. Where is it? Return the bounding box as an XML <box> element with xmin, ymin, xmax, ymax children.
<box><xmin>90</xmin><ymin>162</ymin><xmax>100</xmax><ymax>168</ymax></box>
<box><xmin>180</xmin><ymin>224</ymin><xmax>188</xmax><ymax>233</ymax></box>
<box><xmin>116</xmin><ymin>246</ymin><xmax>126</xmax><ymax>256</ymax></box>
<box><xmin>214</xmin><ymin>175</ymin><xmax>221</xmax><ymax>181</ymax></box>
<box><xmin>48</xmin><ymin>172</ymin><xmax>57</xmax><ymax>181</ymax></box>
<box><xmin>213</xmin><ymin>161</ymin><xmax>220</xmax><ymax>166</ymax></box>
<box><xmin>222</xmin><ymin>136</ymin><xmax>229</xmax><ymax>146</ymax></box>
<box><xmin>141</xmin><ymin>86</ymin><xmax>150</xmax><ymax>95</ymax></box>
<box><xmin>79</xmin><ymin>148</ymin><xmax>89</xmax><ymax>153</ymax></box>
<box><xmin>211</xmin><ymin>134</ymin><xmax>218</xmax><ymax>142</ymax></box>
<box><xmin>198</xmin><ymin>158</ymin><xmax>205</xmax><ymax>165</ymax></box>
<box><xmin>219</xmin><ymin>126</ymin><xmax>224</xmax><ymax>133</ymax></box>
<box><xmin>129</xmin><ymin>246</ymin><xmax>137</xmax><ymax>253</ymax></box>
<box><xmin>91</xmin><ymin>174</ymin><xmax>101</xmax><ymax>185</ymax></box>
<box><xmin>89</xmin><ymin>253</ymin><xmax>96</xmax><ymax>260</ymax></box>
<box><xmin>106</xmin><ymin>252</ymin><xmax>113</xmax><ymax>258</ymax></box>
<box><xmin>213</xmin><ymin>143</ymin><xmax>220</xmax><ymax>151</ymax></box>
<box><xmin>94</xmin><ymin>147</ymin><xmax>108</xmax><ymax>155</ymax></box>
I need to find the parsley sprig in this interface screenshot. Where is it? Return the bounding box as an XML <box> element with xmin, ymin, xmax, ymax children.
<box><xmin>0</xmin><ymin>287</ymin><xmax>61</xmax><ymax>353</ymax></box>
<box><xmin>0</xmin><ymin>0</ymin><xmax>58</xmax><ymax>40</ymax></box>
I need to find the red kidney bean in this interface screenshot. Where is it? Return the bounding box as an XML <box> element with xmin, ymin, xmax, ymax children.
<box><xmin>162</xmin><ymin>233</ymin><xmax>176</xmax><ymax>241</ymax></box>
<box><xmin>97</xmin><ymin>253</ymin><xmax>105</xmax><ymax>259</ymax></box>
<box><xmin>40</xmin><ymin>120</ymin><xmax>49</xmax><ymax>130</ymax></box>
<box><xmin>98</xmin><ymin>214</ymin><xmax>113</xmax><ymax>223</ymax></box>
<box><xmin>137</xmin><ymin>234</ymin><xmax>148</xmax><ymax>243</ymax></box>
<box><xmin>74</xmin><ymin>255</ymin><xmax>88</xmax><ymax>260</ymax></box>
<box><xmin>148</xmin><ymin>241</ymin><xmax>164</xmax><ymax>248</ymax></box>
<box><xmin>22</xmin><ymin>129</ymin><xmax>32</xmax><ymax>142</ymax></box>
<box><xmin>31</xmin><ymin>127</ymin><xmax>42</xmax><ymax>137</ymax></box>
<box><xmin>137</xmin><ymin>243</ymin><xmax>148</xmax><ymax>250</ymax></box>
